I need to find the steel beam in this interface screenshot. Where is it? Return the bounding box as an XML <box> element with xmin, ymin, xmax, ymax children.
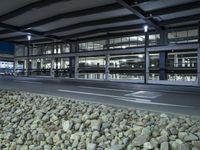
<box><xmin>0</xmin><ymin>0</ymin><xmax>71</xmax><ymax>22</ymax></box>
<box><xmin>114</xmin><ymin>0</ymin><xmax>162</xmax><ymax>30</ymax></box>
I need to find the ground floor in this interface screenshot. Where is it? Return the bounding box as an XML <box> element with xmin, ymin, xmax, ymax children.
<box><xmin>14</xmin><ymin>44</ymin><xmax>200</xmax><ymax>86</ymax></box>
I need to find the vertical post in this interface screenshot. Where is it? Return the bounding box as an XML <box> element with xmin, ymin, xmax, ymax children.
<box><xmin>144</xmin><ymin>32</ymin><xmax>149</xmax><ymax>84</ymax></box>
<box><xmin>159</xmin><ymin>52</ymin><xmax>167</xmax><ymax>80</ymax></box>
<box><xmin>27</xmin><ymin>42</ymin><xmax>30</xmax><ymax>76</ymax></box>
<box><xmin>198</xmin><ymin>47</ymin><xmax>200</xmax><ymax>86</ymax></box>
<box><xmin>51</xmin><ymin>58</ymin><xmax>55</xmax><ymax>77</ymax></box>
<box><xmin>198</xmin><ymin>22</ymin><xmax>200</xmax><ymax>86</ymax></box>
<box><xmin>75</xmin><ymin>56</ymin><xmax>79</xmax><ymax>79</ymax></box>
<box><xmin>105</xmin><ymin>54</ymin><xmax>110</xmax><ymax>80</ymax></box>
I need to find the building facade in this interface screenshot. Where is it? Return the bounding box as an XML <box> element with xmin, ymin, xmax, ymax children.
<box><xmin>14</xmin><ymin>26</ymin><xmax>200</xmax><ymax>86</ymax></box>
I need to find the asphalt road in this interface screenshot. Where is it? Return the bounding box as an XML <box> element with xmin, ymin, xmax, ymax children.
<box><xmin>0</xmin><ymin>76</ymin><xmax>200</xmax><ymax>117</ymax></box>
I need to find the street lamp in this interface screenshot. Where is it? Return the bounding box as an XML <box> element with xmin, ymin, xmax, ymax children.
<box><xmin>144</xmin><ymin>25</ymin><xmax>148</xmax><ymax>84</ymax></box>
<box><xmin>27</xmin><ymin>34</ymin><xmax>31</xmax><ymax>76</ymax></box>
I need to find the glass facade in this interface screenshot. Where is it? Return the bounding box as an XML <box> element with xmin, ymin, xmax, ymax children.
<box><xmin>109</xmin><ymin>35</ymin><xmax>145</xmax><ymax>49</ymax></box>
<box><xmin>0</xmin><ymin>61</ymin><xmax>13</xmax><ymax>75</ymax></box>
<box><xmin>79</xmin><ymin>40</ymin><xmax>107</xmax><ymax>51</ymax></box>
<box><xmin>168</xmin><ymin>29</ymin><xmax>198</xmax><ymax>44</ymax></box>
<box><xmin>110</xmin><ymin>54</ymin><xmax>144</xmax><ymax>80</ymax></box>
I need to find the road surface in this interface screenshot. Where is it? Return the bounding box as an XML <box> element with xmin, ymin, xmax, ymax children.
<box><xmin>0</xmin><ymin>76</ymin><xmax>200</xmax><ymax>117</ymax></box>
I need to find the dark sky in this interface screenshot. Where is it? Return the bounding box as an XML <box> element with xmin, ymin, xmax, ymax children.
<box><xmin>0</xmin><ymin>42</ymin><xmax>14</xmax><ymax>54</ymax></box>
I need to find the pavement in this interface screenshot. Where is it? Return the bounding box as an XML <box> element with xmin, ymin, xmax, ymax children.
<box><xmin>0</xmin><ymin>76</ymin><xmax>200</xmax><ymax>117</ymax></box>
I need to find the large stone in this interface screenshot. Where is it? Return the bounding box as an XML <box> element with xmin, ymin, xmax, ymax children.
<box><xmin>132</xmin><ymin>135</ymin><xmax>147</xmax><ymax>146</ymax></box>
<box><xmin>143</xmin><ymin>142</ymin><xmax>153</xmax><ymax>149</ymax></box>
<box><xmin>91</xmin><ymin>120</ymin><xmax>102</xmax><ymax>131</ymax></box>
<box><xmin>184</xmin><ymin>133</ymin><xmax>198</xmax><ymax>142</ymax></box>
<box><xmin>87</xmin><ymin>143</ymin><xmax>96</xmax><ymax>150</ymax></box>
<box><xmin>160</xmin><ymin>142</ymin><xmax>169</xmax><ymax>150</ymax></box>
<box><xmin>62</xmin><ymin>120</ymin><xmax>73</xmax><ymax>131</ymax></box>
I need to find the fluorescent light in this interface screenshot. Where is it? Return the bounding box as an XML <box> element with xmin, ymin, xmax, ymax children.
<box><xmin>138</xmin><ymin>54</ymin><xmax>144</xmax><ymax>58</ymax></box>
<box><xmin>27</xmin><ymin>34</ymin><xmax>31</xmax><ymax>41</ymax></box>
<box><xmin>144</xmin><ymin>25</ymin><xmax>148</xmax><ymax>33</ymax></box>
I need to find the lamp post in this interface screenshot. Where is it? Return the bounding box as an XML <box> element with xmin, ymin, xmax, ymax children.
<box><xmin>27</xmin><ymin>34</ymin><xmax>31</xmax><ymax>76</ymax></box>
<box><xmin>144</xmin><ymin>25</ymin><xmax>148</xmax><ymax>84</ymax></box>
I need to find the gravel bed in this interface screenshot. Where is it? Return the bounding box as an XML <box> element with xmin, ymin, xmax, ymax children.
<box><xmin>0</xmin><ymin>90</ymin><xmax>200</xmax><ymax>150</ymax></box>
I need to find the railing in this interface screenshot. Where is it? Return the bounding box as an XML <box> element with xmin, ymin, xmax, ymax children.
<box><xmin>167</xmin><ymin>63</ymin><xmax>197</xmax><ymax>68</ymax></box>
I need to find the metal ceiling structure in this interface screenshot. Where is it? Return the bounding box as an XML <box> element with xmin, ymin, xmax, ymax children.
<box><xmin>0</xmin><ymin>0</ymin><xmax>199</xmax><ymax>44</ymax></box>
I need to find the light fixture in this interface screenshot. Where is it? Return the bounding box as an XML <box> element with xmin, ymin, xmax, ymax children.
<box><xmin>138</xmin><ymin>54</ymin><xmax>144</xmax><ymax>58</ymax></box>
<box><xmin>144</xmin><ymin>25</ymin><xmax>149</xmax><ymax>33</ymax></box>
<box><xmin>27</xmin><ymin>34</ymin><xmax>31</xmax><ymax>41</ymax></box>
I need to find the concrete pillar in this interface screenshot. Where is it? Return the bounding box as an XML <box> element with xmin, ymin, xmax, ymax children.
<box><xmin>174</xmin><ymin>54</ymin><xmax>178</xmax><ymax>67</ymax></box>
<box><xmin>159</xmin><ymin>52</ymin><xmax>167</xmax><ymax>80</ymax></box>
<box><xmin>105</xmin><ymin>54</ymin><xmax>110</xmax><ymax>80</ymax></box>
<box><xmin>25</xmin><ymin>59</ymin><xmax>28</xmax><ymax>76</ymax></box>
<box><xmin>198</xmin><ymin>47</ymin><xmax>200</xmax><ymax>86</ymax></box>
<box><xmin>13</xmin><ymin>60</ymin><xmax>17</xmax><ymax>76</ymax></box>
<box><xmin>145</xmin><ymin>51</ymin><xmax>149</xmax><ymax>83</ymax></box>
<box><xmin>69</xmin><ymin>57</ymin><xmax>75</xmax><ymax>78</ymax></box>
<box><xmin>75</xmin><ymin>56</ymin><xmax>79</xmax><ymax>79</ymax></box>
<box><xmin>51</xmin><ymin>58</ymin><xmax>55</xmax><ymax>77</ymax></box>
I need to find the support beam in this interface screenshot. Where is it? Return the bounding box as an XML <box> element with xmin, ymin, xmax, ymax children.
<box><xmin>198</xmin><ymin>47</ymin><xmax>200</xmax><ymax>86</ymax></box>
<box><xmin>105</xmin><ymin>54</ymin><xmax>110</xmax><ymax>80</ymax></box>
<box><xmin>149</xmin><ymin>1</ymin><xmax>200</xmax><ymax>16</ymax></box>
<box><xmin>159</xmin><ymin>52</ymin><xmax>167</xmax><ymax>80</ymax></box>
<box><xmin>20</xmin><ymin>4</ymin><xmax>123</xmax><ymax>30</ymax></box>
<box><xmin>44</xmin><ymin>15</ymin><xmax>139</xmax><ymax>35</ymax></box>
<box><xmin>114</xmin><ymin>0</ymin><xmax>162</xmax><ymax>30</ymax></box>
<box><xmin>0</xmin><ymin>0</ymin><xmax>71</xmax><ymax>22</ymax></box>
<box><xmin>74</xmin><ymin>56</ymin><xmax>79</xmax><ymax>79</ymax></box>
<box><xmin>51</xmin><ymin>58</ymin><xmax>55</xmax><ymax>77</ymax></box>
<box><xmin>160</xmin><ymin>14</ymin><xmax>200</xmax><ymax>26</ymax></box>
<box><xmin>61</xmin><ymin>24</ymin><xmax>145</xmax><ymax>40</ymax></box>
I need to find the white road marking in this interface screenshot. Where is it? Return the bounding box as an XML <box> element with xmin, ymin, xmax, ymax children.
<box><xmin>16</xmin><ymin>81</ymin><xmax>41</xmax><ymax>84</ymax></box>
<box><xmin>57</xmin><ymin>89</ymin><xmax>150</xmax><ymax>102</ymax></box>
<box><xmin>78</xmin><ymin>86</ymin><xmax>133</xmax><ymax>92</ymax></box>
<box><xmin>57</xmin><ymin>89</ymin><xmax>191</xmax><ymax>108</ymax></box>
<box><xmin>114</xmin><ymin>98</ymin><xmax>191</xmax><ymax>108</ymax></box>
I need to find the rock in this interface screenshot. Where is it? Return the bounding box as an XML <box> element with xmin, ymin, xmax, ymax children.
<box><xmin>92</xmin><ymin>131</ymin><xmax>100</xmax><ymax>141</ymax></box>
<box><xmin>62</xmin><ymin>120</ymin><xmax>73</xmax><ymax>131</ymax></box>
<box><xmin>10</xmin><ymin>142</ymin><xmax>16</xmax><ymax>150</ymax></box>
<box><xmin>53</xmin><ymin>134</ymin><xmax>61</xmax><ymax>143</ymax></box>
<box><xmin>91</xmin><ymin>120</ymin><xmax>102</xmax><ymax>131</ymax></box>
<box><xmin>42</xmin><ymin>114</ymin><xmax>50</xmax><ymax>122</ymax></box>
<box><xmin>44</xmin><ymin>145</ymin><xmax>52</xmax><ymax>150</ymax></box>
<box><xmin>132</xmin><ymin>135</ymin><xmax>147</xmax><ymax>146</ymax></box>
<box><xmin>192</xmin><ymin>141</ymin><xmax>200</xmax><ymax>149</ymax></box>
<box><xmin>46</xmin><ymin>136</ymin><xmax>53</xmax><ymax>144</ymax></box>
<box><xmin>160</xmin><ymin>142</ymin><xmax>169</xmax><ymax>150</ymax></box>
<box><xmin>109</xmin><ymin>145</ymin><xmax>124</xmax><ymax>150</ymax></box>
<box><xmin>21</xmin><ymin>145</ymin><xmax>28</xmax><ymax>150</ymax></box>
<box><xmin>36</xmin><ymin>133</ymin><xmax>45</xmax><ymax>141</ymax></box>
<box><xmin>184</xmin><ymin>133</ymin><xmax>198</xmax><ymax>142</ymax></box>
<box><xmin>169</xmin><ymin>127</ymin><xmax>178</xmax><ymax>135</ymax></box>
<box><xmin>143</xmin><ymin>142</ymin><xmax>153</xmax><ymax>149</ymax></box>
<box><xmin>178</xmin><ymin>132</ymin><xmax>188</xmax><ymax>140</ymax></box>
<box><xmin>87</xmin><ymin>143</ymin><xmax>96</xmax><ymax>150</ymax></box>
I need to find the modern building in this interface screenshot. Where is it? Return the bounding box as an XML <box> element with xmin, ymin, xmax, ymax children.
<box><xmin>0</xmin><ymin>0</ymin><xmax>199</xmax><ymax>86</ymax></box>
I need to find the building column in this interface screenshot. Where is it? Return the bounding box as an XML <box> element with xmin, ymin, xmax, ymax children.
<box><xmin>198</xmin><ymin>47</ymin><xmax>200</xmax><ymax>86</ymax></box>
<box><xmin>174</xmin><ymin>54</ymin><xmax>178</xmax><ymax>67</ymax></box>
<box><xmin>69</xmin><ymin>57</ymin><xmax>75</xmax><ymax>78</ymax></box>
<box><xmin>105</xmin><ymin>54</ymin><xmax>110</xmax><ymax>80</ymax></box>
<box><xmin>25</xmin><ymin>59</ymin><xmax>29</xmax><ymax>76</ymax></box>
<box><xmin>145</xmin><ymin>51</ymin><xmax>149</xmax><ymax>83</ymax></box>
<box><xmin>75</xmin><ymin>56</ymin><xmax>79</xmax><ymax>79</ymax></box>
<box><xmin>13</xmin><ymin>60</ymin><xmax>17</xmax><ymax>76</ymax></box>
<box><xmin>159</xmin><ymin>51</ymin><xmax>167</xmax><ymax>80</ymax></box>
<box><xmin>51</xmin><ymin>58</ymin><xmax>55</xmax><ymax>77</ymax></box>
